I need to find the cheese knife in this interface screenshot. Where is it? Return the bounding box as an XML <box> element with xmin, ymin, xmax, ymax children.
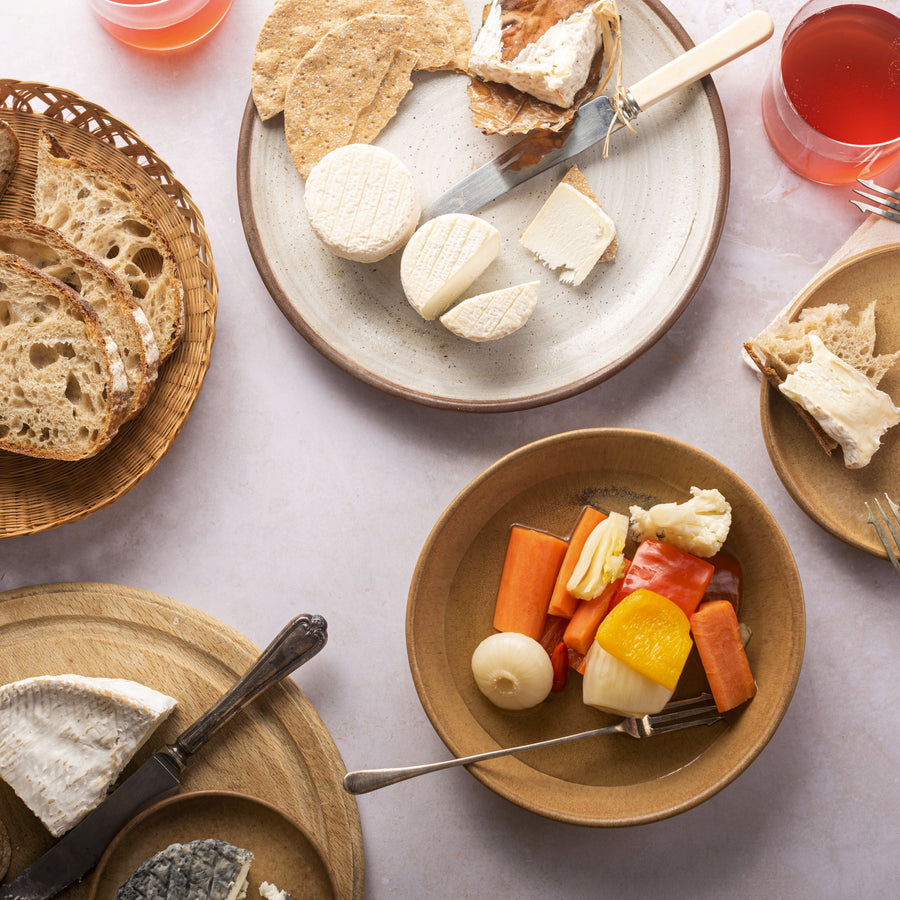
<box><xmin>423</xmin><ymin>10</ymin><xmax>774</xmax><ymax>219</ymax></box>
<box><xmin>0</xmin><ymin>613</ymin><xmax>328</xmax><ymax>900</ymax></box>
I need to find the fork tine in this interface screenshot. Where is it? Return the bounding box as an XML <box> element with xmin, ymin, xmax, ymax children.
<box><xmin>857</xmin><ymin>178</ymin><xmax>900</xmax><ymax>201</ymax></box>
<box><xmin>866</xmin><ymin>499</ymin><xmax>900</xmax><ymax>577</ymax></box>
<box><xmin>643</xmin><ymin>692</ymin><xmax>723</xmax><ymax>734</ymax></box>
<box><xmin>852</xmin><ymin>188</ymin><xmax>900</xmax><ymax>214</ymax></box>
<box><xmin>849</xmin><ymin>199</ymin><xmax>900</xmax><ymax>224</ymax></box>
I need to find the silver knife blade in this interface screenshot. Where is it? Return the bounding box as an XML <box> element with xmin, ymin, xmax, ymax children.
<box><xmin>422</xmin><ymin>10</ymin><xmax>774</xmax><ymax>219</ymax></box>
<box><xmin>0</xmin><ymin>753</ymin><xmax>181</xmax><ymax>900</ymax></box>
<box><xmin>0</xmin><ymin>613</ymin><xmax>328</xmax><ymax>900</ymax></box>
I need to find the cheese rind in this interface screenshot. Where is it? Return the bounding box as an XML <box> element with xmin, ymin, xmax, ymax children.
<box><xmin>0</xmin><ymin>674</ymin><xmax>177</xmax><ymax>836</ymax></box>
<box><xmin>304</xmin><ymin>144</ymin><xmax>420</xmax><ymax>263</ymax></box>
<box><xmin>401</xmin><ymin>214</ymin><xmax>501</xmax><ymax>319</ymax></box>
<box><xmin>440</xmin><ymin>281</ymin><xmax>539</xmax><ymax>341</ymax></box>
<box><xmin>520</xmin><ymin>181</ymin><xmax>615</xmax><ymax>286</ymax></box>
<box><xmin>780</xmin><ymin>335</ymin><xmax>900</xmax><ymax>468</ymax></box>
<box><xmin>116</xmin><ymin>839</ymin><xmax>253</xmax><ymax>900</ymax></box>
<box><xmin>468</xmin><ymin>0</ymin><xmax>607</xmax><ymax>107</ymax></box>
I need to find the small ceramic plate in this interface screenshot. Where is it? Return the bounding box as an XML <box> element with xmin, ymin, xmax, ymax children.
<box><xmin>759</xmin><ymin>245</ymin><xmax>900</xmax><ymax>558</ymax></box>
<box><xmin>237</xmin><ymin>0</ymin><xmax>728</xmax><ymax>410</ymax></box>
<box><xmin>407</xmin><ymin>429</ymin><xmax>805</xmax><ymax>826</ymax></box>
<box><xmin>88</xmin><ymin>791</ymin><xmax>338</xmax><ymax>899</ymax></box>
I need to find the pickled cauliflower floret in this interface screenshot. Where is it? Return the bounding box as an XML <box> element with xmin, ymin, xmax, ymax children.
<box><xmin>629</xmin><ymin>487</ymin><xmax>732</xmax><ymax>558</ymax></box>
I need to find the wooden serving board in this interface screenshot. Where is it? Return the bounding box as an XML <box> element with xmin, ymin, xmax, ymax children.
<box><xmin>0</xmin><ymin>583</ymin><xmax>364</xmax><ymax>900</ymax></box>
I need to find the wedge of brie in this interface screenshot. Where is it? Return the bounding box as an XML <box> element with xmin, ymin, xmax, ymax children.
<box><xmin>401</xmin><ymin>214</ymin><xmax>501</xmax><ymax>319</ymax></box>
<box><xmin>0</xmin><ymin>674</ymin><xmax>177</xmax><ymax>836</ymax></box>
<box><xmin>779</xmin><ymin>334</ymin><xmax>900</xmax><ymax>468</ymax></box>
<box><xmin>440</xmin><ymin>281</ymin><xmax>539</xmax><ymax>341</ymax></box>
<box><xmin>468</xmin><ymin>0</ymin><xmax>608</xmax><ymax>107</ymax></box>
<box><xmin>304</xmin><ymin>144</ymin><xmax>420</xmax><ymax>263</ymax></box>
<box><xmin>521</xmin><ymin>180</ymin><xmax>616</xmax><ymax>286</ymax></box>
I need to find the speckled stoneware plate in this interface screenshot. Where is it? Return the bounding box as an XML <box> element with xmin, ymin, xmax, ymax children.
<box><xmin>88</xmin><ymin>792</ymin><xmax>338</xmax><ymax>900</ymax></box>
<box><xmin>406</xmin><ymin>429</ymin><xmax>805</xmax><ymax>826</ymax></box>
<box><xmin>237</xmin><ymin>0</ymin><xmax>729</xmax><ymax>411</ymax></box>
<box><xmin>759</xmin><ymin>245</ymin><xmax>900</xmax><ymax>559</ymax></box>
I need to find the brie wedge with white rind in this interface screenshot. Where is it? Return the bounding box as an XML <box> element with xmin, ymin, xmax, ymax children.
<box><xmin>0</xmin><ymin>674</ymin><xmax>177</xmax><ymax>837</ymax></box>
<box><xmin>116</xmin><ymin>840</ymin><xmax>253</xmax><ymax>900</ymax></box>
<box><xmin>779</xmin><ymin>334</ymin><xmax>900</xmax><ymax>468</ymax></box>
<box><xmin>401</xmin><ymin>214</ymin><xmax>501</xmax><ymax>320</ymax></box>
<box><xmin>304</xmin><ymin>144</ymin><xmax>420</xmax><ymax>263</ymax></box>
<box><xmin>440</xmin><ymin>281</ymin><xmax>539</xmax><ymax>342</ymax></box>
<box><xmin>468</xmin><ymin>0</ymin><xmax>607</xmax><ymax>107</ymax></box>
<box><xmin>521</xmin><ymin>181</ymin><xmax>616</xmax><ymax>286</ymax></box>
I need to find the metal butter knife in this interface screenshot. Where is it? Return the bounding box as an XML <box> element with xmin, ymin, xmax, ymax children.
<box><xmin>423</xmin><ymin>10</ymin><xmax>774</xmax><ymax>219</ymax></box>
<box><xmin>0</xmin><ymin>613</ymin><xmax>328</xmax><ymax>900</ymax></box>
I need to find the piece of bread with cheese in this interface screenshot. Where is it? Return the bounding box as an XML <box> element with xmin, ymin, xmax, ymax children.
<box><xmin>0</xmin><ymin>120</ymin><xmax>18</xmax><ymax>201</ymax></box>
<box><xmin>0</xmin><ymin>219</ymin><xmax>159</xmax><ymax>420</ymax></box>
<box><xmin>33</xmin><ymin>131</ymin><xmax>184</xmax><ymax>361</ymax></box>
<box><xmin>0</xmin><ymin>253</ymin><xmax>129</xmax><ymax>460</ymax></box>
<box><xmin>521</xmin><ymin>164</ymin><xmax>616</xmax><ymax>286</ymax></box>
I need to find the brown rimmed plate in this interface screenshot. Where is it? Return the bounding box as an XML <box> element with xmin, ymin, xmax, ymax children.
<box><xmin>759</xmin><ymin>245</ymin><xmax>900</xmax><ymax>558</ymax></box>
<box><xmin>406</xmin><ymin>429</ymin><xmax>804</xmax><ymax>826</ymax></box>
<box><xmin>237</xmin><ymin>0</ymin><xmax>728</xmax><ymax>411</ymax></box>
<box><xmin>0</xmin><ymin>79</ymin><xmax>216</xmax><ymax>537</ymax></box>
<box><xmin>88</xmin><ymin>792</ymin><xmax>338</xmax><ymax>900</ymax></box>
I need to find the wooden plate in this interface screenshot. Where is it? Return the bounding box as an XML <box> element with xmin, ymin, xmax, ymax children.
<box><xmin>0</xmin><ymin>583</ymin><xmax>364</xmax><ymax>900</ymax></box>
<box><xmin>759</xmin><ymin>245</ymin><xmax>900</xmax><ymax>558</ymax></box>
<box><xmin>88</xmin><ymin>792</ymin><xmax>338</xmax><ymax>899</ymax></box>
<box><xmin>237</xmin><ymin>0</ymin><xmax>728</xmax><ymax>411</ymax></box>
<box><xmin>407</xmin><ymin>429</ymin><xmax>805</xmax><ymax>826</ymax></box>
<box><xmin>0</xmin><ymin>80</ymin><xmax>217</xmax><ymax>537</ymax></box>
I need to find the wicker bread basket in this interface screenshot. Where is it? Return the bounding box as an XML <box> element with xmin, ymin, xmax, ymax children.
<box><xmin>0</xmin><ymin>79</ymin><xmax>217</xmax><ymax>537</ymax></box>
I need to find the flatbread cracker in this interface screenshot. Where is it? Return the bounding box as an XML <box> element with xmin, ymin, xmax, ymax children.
<box><xmin>252</xmin><ymin>0</ymin><xmax>465</xmax><ymax>121</ymax></box>
<box><xmin>351</xmin><ymin>48</ymin><xmax>418</xmax><ymax>145</ymax></box>
<box><xmin>284</xmin><ymin>14</ymin><xmax>435</xmax><ymax>176</ymax></box>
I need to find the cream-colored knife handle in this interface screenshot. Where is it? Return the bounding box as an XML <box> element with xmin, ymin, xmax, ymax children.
<box><xmin>629</xmin><ymin>10</ymin><xmax>774</xmax><ymax>112</ymax></box>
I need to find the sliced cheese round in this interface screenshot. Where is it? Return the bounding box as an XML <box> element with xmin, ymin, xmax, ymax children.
<box><xmin>304</xmin><ymin>144</ymin><xmax>420</xmax><ymax>263</ymax></box>
<box><xmin>440</xmin><ymin>281</ymin><xmax>539</xmax><ymax>342</ymax></box>
<box><xmin>401</xmin><ymin>214</ymin><xmax>501</xmax><ymax>320</ymax></box>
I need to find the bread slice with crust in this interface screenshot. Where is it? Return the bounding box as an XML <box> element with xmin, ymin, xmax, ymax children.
<box><xmin>0</xmin><ymin>219</ymin><xmax>159</xmax><ymax>419</ymax></box>
<box><xmin>33</xmin><ymin>131</ymin><xmax>184</xmax><ymax>361</ymax></box>
<box><xmin>0</xmin><ymin>253</ymin><xmax>129</xmax><ymax>460</ymax></box>
<box><xmin>0</xmin><ymin>121</ymin><xmax>18</xmax><ymax>200</ymax></box>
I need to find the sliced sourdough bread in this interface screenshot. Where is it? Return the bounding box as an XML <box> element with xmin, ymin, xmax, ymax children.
<box><xmin>33</xmin><ymin>131</ymin><xmax>184</xmax><ymax>361</ymax></box>
<box><xmin>0</xmin><ymin>121</ymin><xmax>18</xmax><ymax>200</ymax></box>
<box><xmin>0</xmin><ymin>219</ymin><xmax>159</xmax><ymax>419</ymax></box>
<box><xmin>0</xmin><ymin>253</ymin><xmax>129</xmax><ymax>460</ymax></box>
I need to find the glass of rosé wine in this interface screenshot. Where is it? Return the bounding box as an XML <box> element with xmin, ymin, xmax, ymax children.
<box><xmin>90</xmin><ymin>0</ymin><xmax>232</xmax><ymax>51</ymax></box>
<box><xmin>761</xmin><ymin>0</ymin><xmax>900</xmax><ymax>185</ymax></box>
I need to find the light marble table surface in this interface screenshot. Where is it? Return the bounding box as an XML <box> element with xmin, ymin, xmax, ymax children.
<box><xmin>1</xmin><ymin>1</ymin><xmax>898</xmax><ymax>898</ymax></box>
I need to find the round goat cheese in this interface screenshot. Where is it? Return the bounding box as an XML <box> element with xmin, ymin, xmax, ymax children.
<box><xmin>304</xmin><ymin>144</ymin><xmax>420</xmax><ymax>263</ymax></box>
<box><xmin>440</xmin><ymin>281</ymin><xmax>539</xmax><ymax>342</ymax></box>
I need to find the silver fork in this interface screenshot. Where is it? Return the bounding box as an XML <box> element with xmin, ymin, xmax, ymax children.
<box><xmin>851</xmin><ymin>179</ymin><xmax>900</xmax><ymax>224</ymax></box>
<box><xmin>343</xmin><ymin>693</ymin><xmax>723</xmax><ymax>794</ymax></box>
<box><xmin>865</xmin><ymin>493</ymin><xmax>900</xmax><ymax>578</ymax></box>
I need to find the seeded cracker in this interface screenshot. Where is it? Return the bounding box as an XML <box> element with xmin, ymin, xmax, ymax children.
<box><xmin>351</xmin><ymin>48</ymin><xmax>418</xmax><ymax>145</ymax></box>
<box><xmin>284</xmin><ymin>13</ymin><xmax>452</xmax><ymax>176</ymax></box>
<box><xmin>252</xmin><ymin>0</ymin><xmax>468</xmax><ymax>122</ymax></box>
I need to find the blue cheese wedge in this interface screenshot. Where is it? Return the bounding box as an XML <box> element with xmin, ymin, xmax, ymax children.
<box><xmin>401</xmin><ymin>214</ymin><xmax>501</xmax><ymax>319</ymax></box>
<box><xmin>304</xmin><ymin>144</ymin><xmax>420</xmax><ymax>263</ymax></box>
<box><xmin>521</xmin><ymin>178</ymin><xmax>616</xmax><ymax>286</ymax></box>
<box><xmin>0</xmin><ymin>674</ymin><xmax>176</xmax><ymax>837</ymax></box>
<box><xmin>116</xmin><ymin>840</ymin><xmax>253</xmax><ymax>900</ymax></box>
<box><xmin>779</xmin><ymin>335</ymin><xmax>900</xmax><ymax>468</ymax></box>
<box><xmin>440</xmin><ymin>281</ymin><xmax>539</xmax><ymax>341</ymax></box>
<box><xmin>468</xmin><ymin>0</ymin><xmax>609</xmax><ymax>107</ymax></box>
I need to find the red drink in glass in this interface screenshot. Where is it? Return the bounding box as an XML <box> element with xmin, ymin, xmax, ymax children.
<box><xmin>91</xmin><ymin>0</ymin><xmax>233</xmax><ymax>52</ymax></box>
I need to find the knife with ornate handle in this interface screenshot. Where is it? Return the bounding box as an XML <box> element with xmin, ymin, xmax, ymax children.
<box><xmin>423</xmin><ymin>10</ymin><xmax>774</xmax><ymax>219</ymax></box>
<box><xmin>0</xmin><ymin>613</ymin><xmax>328</xmax><ymax>900</ymax></box>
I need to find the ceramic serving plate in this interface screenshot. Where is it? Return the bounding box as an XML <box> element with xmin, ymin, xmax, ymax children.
<box><xmin>759</xmin><ymin>245</ymin><xmax>900</xmax><ymax>558</ymax></box>
<box><xmin>407</xmin><ymin>429</ymin><xmax>805</xmax><ymax>826</ymax></box>
<box><xmin>88</xmin><ymin>792</ymin><xmax>338</xmax><ymax>899</ymax></box>
<box><xmin>237</xmin><ymin>0</ymin><xmax>728</xmax><ymax>411</ymax></box>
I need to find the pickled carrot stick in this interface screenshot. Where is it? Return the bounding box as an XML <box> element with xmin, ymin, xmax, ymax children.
<box><xmin>562</xmin><ymin>567</ymin><xmax>627</xmax><ymax>656</ymax></box>
<box><xmin>547</xmin><ymin>506</ymin><xmax>607</xmax><ymax>617</ymax></box>
<box><xmin>690</xmin><ymin>600</ymin><xmax>757</xmax><ymax>712</ymax></box>
<box><xmin>492</xmin><ymin>525</ymin><xmax>568</xmax><ymax>641</ymax></box>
